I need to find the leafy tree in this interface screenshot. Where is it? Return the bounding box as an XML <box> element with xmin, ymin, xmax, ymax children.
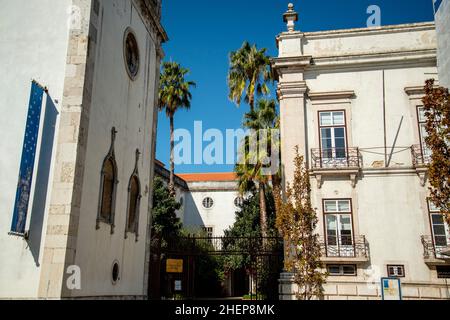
<box><xmin>158</xmin><ymin>61</ymin><xmax>196</xmax><ymax>195</ymax></box>
<box><xmin>274</xmin><ymin>147</ymin><xmax>327</xmax><ymax>300</ymax></box>
<box><xmin>423</xmin><ymin>79</ymin><xmax>450</xmax><ymax>226</ymax></box>
<box><xmin>227</xmin><ymin>41</ymin><xmax>272</xmax><ymax>112</ymax></box>
<box><xmin>151</xmin><ymin>177</ymin><xmax>182</xmax><ymax>247</ymax></box>
<box><xmin>235</xmin><ymin>99</ymin><xmax>278</xmax><ymax>239</ymax></box>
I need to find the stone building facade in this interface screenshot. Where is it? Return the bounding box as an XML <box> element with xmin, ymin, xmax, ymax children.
<box><xmin>0</xmin><ymin>0</ymin><xmax>166</xmax><ymax>299</ymax></box>
<box><xmin>435</xmin><ymin>0</ymin><xmax>450</xmax><ymax>88</ymax></box>
<box><xmin>272</xmin><ymin>4</ymin><xmax>450</xmax><ymax>300</ymax></box>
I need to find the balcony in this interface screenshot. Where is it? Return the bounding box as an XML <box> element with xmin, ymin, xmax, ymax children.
<box><xmin>411</xmin><ymin>145</ymin><xmax>430</xmax><ymax>186</ymax></box>
<box><xmin>421</xmin><ymin>235</ymin><xmax>450</xmax><ymax>266</ymax></box>
<box><xmin>310</xmin><ymin>147</ymin><xmax>361</xmax><ymax>188</ymax></box>
<box><xmin>319</xmin><ymin>235</ymin><xmax>369</xmax><ymax>264</ymax></box>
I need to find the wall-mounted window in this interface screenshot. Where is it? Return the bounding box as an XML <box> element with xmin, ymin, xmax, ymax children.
<box><xmin>202</xmin><ymin>226</ymin><xmax>214</xmax><ymax>244</ymax></box>
<box><xmin>97</xmin><ymin>128</ymin><xmax>118</xmax><ymax>233</ymax></box>
<box><xmin>327</xmin><ymin>264</ymin><xmax>356</xmax><ymax>276</ymax></box>
<box><xmin>123</xmin><ymin>28</ymin><xmax>140</xmax><ymax>80</ymax></box>
<box><xmin>428</xmin><ymin>200</ymin><xmax>450</xmax><ymax>249</ymax></box>
<box><xmin>416</xmin><ymin>106</ymin><xmax>432</xmax><ymax>161</ymax></box>
<box><xmin>387</xmin><ymin>265</ymin><xmax>405</xmax><ymax>277</ymax></box>
<box><xmin>323</xmin><ymin>199</ymin><xmax>354</xmax><ymax>257</ymax></box>
<box><xmin>202</xmin><ymin>197</ymin><xmax>214</xmax><ymax>209</ymax></box>
<box><xmin>125</xmin><ymin>150</ymin><xmax>141</xmax><ymax>241</ymax></box>
<box><xmin>319</xmin><ymin>111</ymin><xmax>347</xmax><ymax>161</ymax></box>
<box><xmin>436</xmin><ymin>266</ymin><xmax>450</xmax><ymax>279</ymax></box>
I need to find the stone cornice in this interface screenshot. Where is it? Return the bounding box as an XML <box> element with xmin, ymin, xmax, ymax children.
<box><xmin>404</xmin><ymin>84</ymin><xmax>440</xmax><ymax>97</ymax></box>
<box><xmin>271</xmin><ymin>56</ymin><xmax>312</xmax><ymax>79</ymax></box>
<box><xmin>303</xmin><ymin>22</ymin><xmax>435</xmax><ymax>40</ymax></box>
<box><xmin>135</xmin><ymin>0</ymin><xmax>168</xmax><ymax>43</ymax></box>
<box><xmin>277</xmin><ymin>81</ymin><xmax>308</xmax><ymax>100</ymax></box>
<box><xmin>308</xmin><ymin>90</ymin><xmax>355</xmax><ymax>101</ymax></box>
<box><xmin>308</xmin><ymin>48</ymin><xmax>437</xmax><ymax>71</ymax></box>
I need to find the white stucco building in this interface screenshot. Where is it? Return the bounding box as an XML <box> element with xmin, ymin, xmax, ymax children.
<box><xmin>177</xmin><ymin>173</ymin><xmax>242</xmax><ymax>237</ymax></box>
<box><xmin>0</xmin><ymin>0</ymin><xmax>166</xmax><ymax>299</ymax></box>
<box><xmin>435</xmin><ymin>0</ymin><xmax>450</xmax><ymax>88</ymax></box>
<box><xmin>154</xmin><ymin>161</ymin><xmax>242</xmax><ymax>238</ymax></box>
<box><xmin>272</xmin><ymin>4</ymin><xmax>450</xmax><ymax>300</ymax></box>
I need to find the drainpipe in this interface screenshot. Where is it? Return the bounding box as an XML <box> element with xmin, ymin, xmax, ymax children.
<box><xmin>382</xmin><ymin>70</ymin><xmax>388</xmax><ymax>167</ymax></box>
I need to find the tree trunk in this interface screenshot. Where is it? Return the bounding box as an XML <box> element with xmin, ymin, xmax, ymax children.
<box><xmin>169</xmin><ymin>115</ymin><xmax>175</xmax><ymax>196</ymax></box>
<box><xmin>259</xmin><ymin>183</ymin><xmax>268</xmax><ymax>239</ymax></box>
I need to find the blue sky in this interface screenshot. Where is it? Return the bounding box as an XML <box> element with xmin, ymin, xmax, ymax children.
<box><xmin>156</xmin><ymin>0</ymin><xmax>435</xmax><ymax>174</ymax></box>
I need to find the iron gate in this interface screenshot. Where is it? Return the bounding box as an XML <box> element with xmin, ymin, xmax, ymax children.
<box><xmin>149</xmin><ymin>236</ymin><xmax>284</xmax><ymax>300</ymax></box>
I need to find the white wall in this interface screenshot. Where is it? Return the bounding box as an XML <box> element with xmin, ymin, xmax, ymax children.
<box><xmin>0</xmin><ymin>0</ymin><xmax>71</xmax><ymax>298</ymax></box>
<box><xmin>436</xmin><ymin>0</ymin><xmax>450</xmax><ymax>88</ymax></box>
<box><xmin>182</xmin><ymin>182</ymin><xmax>240</xmax><ymax>237</ymax></box>
<box><xmin>73</xmin><ymin>0</ymin><xmax>158</xmax><ymax>297</ymax></box>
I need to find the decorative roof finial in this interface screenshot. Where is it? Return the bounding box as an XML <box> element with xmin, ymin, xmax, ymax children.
<box><xmin>283</xmin><ymin>3</ymin><xmax>298</xmax><ymax>32</ymax></box>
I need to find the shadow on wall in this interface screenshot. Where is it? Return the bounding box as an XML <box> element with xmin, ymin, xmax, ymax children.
<box><xmin>28</xmin><ymin>95</ymin><xmax>59</xmax><ymax>266</ymax></box>
<box><xmin>183</xmin><ymin>192</ymin><xmax>206</xmax><ymax>231</ymax></box>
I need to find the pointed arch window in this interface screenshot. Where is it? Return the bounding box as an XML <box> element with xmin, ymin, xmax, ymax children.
<box><xmin>125</xmin><ymin>149</ymin><xmax>142</xmax><ymax>241</ymax></box>
<box><xmin>96</xmin><ymin>127</ymin><xmax>118</xmax><ymax>233</ymax></box>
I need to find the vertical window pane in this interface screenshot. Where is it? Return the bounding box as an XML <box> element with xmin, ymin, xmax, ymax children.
<box><xmin>337</xmin><ymin>200</ymin><xmax>350</xmax><ymax>212</ymax></box>
<box><xmin>101</xmin><ymin>159</ymin><xmax>114</xmax><ymax>220</ymax></box>
<box><xmin>332</xmin><ymin>112</ymin><xmax>345</xmax><ymax>125</ymax></box>
<box><xmin>324</xmin><ymin>200</ymin><xmax>337</xmax><ymax>212</ymax></box>
<box><xmin>418</xmin><ymin>107</ymin><xmax>426</xmax><ymax>122</ymax></box>
<box><xmin>320</xmin><ymin>112</ymin><xmax>332</xmax><ymax>126</ymax></box>
<box><xmin>340</xmin><ymin>215</ymin><xmax>353</xmax><ymax>245</ymax></box>
<box><xmin>326</xmin><ymin>215</ymin><xmax>337</xmax><ymax>245</ymax></box>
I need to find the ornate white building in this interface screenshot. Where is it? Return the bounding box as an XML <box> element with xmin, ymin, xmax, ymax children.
<box><xmin>272</xmin><ymin>4</ymin><xmax>450</xmax><ymax>300</ymax></box>
<box><xmin>0</xmin><ymin>0</ymin><xmax>166</xmax><ymax>299</ymax></box>
<box><xmin>435</xmin><ymin>0</ymin><xmax>450</xmax><ymax>88</ymax></box>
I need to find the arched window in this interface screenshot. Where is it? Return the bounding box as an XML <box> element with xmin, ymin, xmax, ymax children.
<box><xmin>100</xmin><ymin>159</ymin><xmax>115</xmax><ymax>220</ymax></box>
<box><xmin>96</xmin><ymin>128</ymin><xmax>118</xmax><ymax>233</ymax></box>
<box><xmin>125</xmin><ymin>149</ymin><xmax>141</xmax><ymax>241</ymax></box>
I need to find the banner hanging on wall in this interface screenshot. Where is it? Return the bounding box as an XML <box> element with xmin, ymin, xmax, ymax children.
<box><xmin>10</xmin><ymin>81</ymin><xmax>45</xmax><ymax>236</ymax></box>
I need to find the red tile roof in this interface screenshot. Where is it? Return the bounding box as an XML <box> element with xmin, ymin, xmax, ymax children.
<box><xmin>177</xmin><ymin>172</ymin><xmax>237</xmax><ymax>182</ymax></box>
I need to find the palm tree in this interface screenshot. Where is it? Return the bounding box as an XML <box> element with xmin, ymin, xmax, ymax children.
<box><xmin>227</xmin><ymin>42</ymin><xmax>272</xmax><ymax>112</ymax></box>
<box><xmin>235</xmin><ymin>99</ymin><xmax>278</xmax><ymax>239</ymax></box>
<box><xmin>158</xmin><ymin>61</ymin><xmax>196</xmax><ymax>195</ymax></box>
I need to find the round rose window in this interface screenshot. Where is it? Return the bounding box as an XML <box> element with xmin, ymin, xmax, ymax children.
<box><xmin>124</xmin><ymin>29</ymin><xmax>139</xmax><ymax>80</ymax></box>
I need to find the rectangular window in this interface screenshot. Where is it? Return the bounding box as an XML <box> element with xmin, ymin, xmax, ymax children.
<box><xmin>319</xmin><ymin>111</ymin><xmax>347</xmax><ymax>161</ymax></box>
<box><xmin>428</xmin><ymin>200</ymin><xmax>450</xmax><ymax>249</ymax></box>
<box><xmin>417</xmin><ymin>106</ymin><xmax>431</xmax><ymax>161</ymax></box>
<box><xmin>323</xmin><ymin>199</ymin><xmax>354</xmax><ymax>257</ymax></box>
<box><xmin>327</xmin><ymin>264</ymin><xmax>356</xmax><ymax>276</ymax></box>
<box><xmin>436</xmin><ymin>266</ymin><xmax>450</xmax><ymax>279</ymax></box>
<box><xmin>202</xmin><ymin>226</ymin><xmax>214</xmax><ymax>243</ymax></box>
<box><xmin>387</xmin><ymin>265</ymin><xmax>405</xmax><ymax>277</ymax></box>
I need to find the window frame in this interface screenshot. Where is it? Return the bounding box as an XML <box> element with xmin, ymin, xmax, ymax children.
<box><xmin>125</xmin><ymin>149</ymin><xmax>142</xmax><ymax>241</ymax></box>
<box><xmin>322</xmin><ymin>198</ymin><xmax>355</xmax><ymax>257</ymax></box>
<box><xmin>96</xmin><ymin>128</ymin><xmax>119</xmax><ymax>234</ymax></box>
<box><xmin>387</xmin><ymin>265</ymin><xmax>405</xmax><ymax>278</ymax></box>
<box><xmin>202</xmin><ymin>197</ymin><xmax>214</xmax><ymax>209</ymax></box>
<box><xmin>427</xmin><ymin>199</ymin><xmax>450</xmax><ymax>249</ymax></box>
<box><xmin>416</xmin><ymin>106</ymin><xmax>431</xmax><ymax>161</ymax></box>
<box><xmin>326</xmin><ymin>264</ymin><xmax>357</xmax><ymax>276</ymax></box>
<box><xmin>318</xmin><ymin>110</ymin><xmax>349</xmax><ymax>161</ymax></box>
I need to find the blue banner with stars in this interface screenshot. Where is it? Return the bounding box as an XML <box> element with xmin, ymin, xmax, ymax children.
<box><xmin>10</xmin><ymin>81</ymin><xmax>45</xmax><ymax>235</ymax></box>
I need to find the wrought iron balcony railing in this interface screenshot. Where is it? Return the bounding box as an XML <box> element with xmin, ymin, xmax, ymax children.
<box><xmin>319</xmin><ymin>235</ymin><xmax>368</xmax><ymax>259</ymax></box>
<box><xmin>311</xmin><ymin>147</ymin><xmax>360</xmax><ymax>169</ymax></box>
<box><xmin>411</xmin><ymin>144</ymin><xmax>431</xmax><ymax>167</ymax></box>
<box><xmin>421</xmin><ymin>235</ymin><xmax>450</xmax><ymax>260</ymax></box>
